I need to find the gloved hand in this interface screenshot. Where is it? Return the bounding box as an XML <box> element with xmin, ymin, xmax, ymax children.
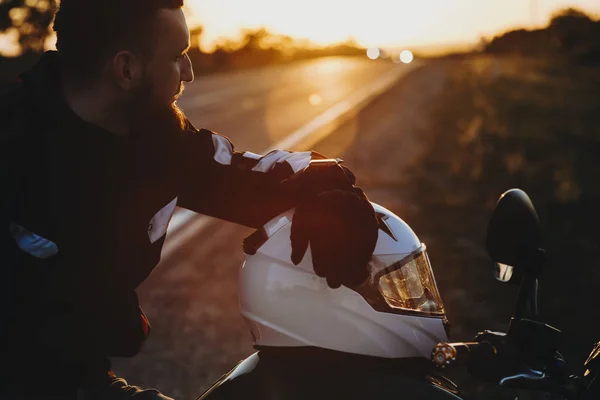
<box><xmin>290</xmin><ymin>188</ymin><xmax>379</xmax><ymax>289</ymax></box>
<box><xmin>279</xmin><ymin>160</ymin><xmax>359</xmax><ymax>204</ymax></box>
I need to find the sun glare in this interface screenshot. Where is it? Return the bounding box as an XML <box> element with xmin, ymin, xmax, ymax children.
<box><xmin>3</xmin><ymin>0</ymin><xmax>600</xmax><ymax>58</ymax></box>
<box><xmin>186</xmin><ymin>0</ymin><xmax>600</xmax><ymax>51</ymax></box>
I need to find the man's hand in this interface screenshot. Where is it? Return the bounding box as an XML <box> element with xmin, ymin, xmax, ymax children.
<box><xmin>290</xmin><ymin>188</ymin><xmax>379</xmax><ymax>289</ymax></box>
<box><xmin>279</xmin><ymin>160</ymin><xmax>358</xmax><ymax>202</ymax></box>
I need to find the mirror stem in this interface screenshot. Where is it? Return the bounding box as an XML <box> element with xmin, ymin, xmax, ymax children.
<box><xmin>509</xmin><ymin>276</ymin><xmax>539</xmax><ymax>335</ymax></box>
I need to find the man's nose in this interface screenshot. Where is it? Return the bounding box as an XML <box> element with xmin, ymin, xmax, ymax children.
<box><xmin>181</xmin><ymin>53</ymin><xmax>194</xmax><ymax>83</ymax></box>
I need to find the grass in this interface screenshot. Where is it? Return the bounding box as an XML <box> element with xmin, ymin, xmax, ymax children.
<box><xmin>401</xmin><ymin>55</ymin><xmax>600</xmax><ymax>398</ymax></box>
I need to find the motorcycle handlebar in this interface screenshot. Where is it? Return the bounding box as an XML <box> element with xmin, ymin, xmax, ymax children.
<box><xmin>431</xmin><ymin>341</ymin><xmax>498</xmax><ymax>369</ymax></box>
<box><xmin>432</xmin><ymin>341</ymin><xmax>584</xmax><ymax>398</ymax></box>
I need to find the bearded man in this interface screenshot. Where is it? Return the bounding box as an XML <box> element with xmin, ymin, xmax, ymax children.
<box><xmin>0</xmin><ymin>1</ymin><xmax>380</xmax><ymax>398</ymax></box>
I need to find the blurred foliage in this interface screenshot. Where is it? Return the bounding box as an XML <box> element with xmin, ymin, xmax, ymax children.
<box><xmin>187</xmin><ymin>27</ymin><xmax>363</xmax><ymax>74</ymax></box>
<box><xmin>485</xmin><ymin>8</ymin><xmax>600</xmax><ymax>65</ymax></box>
<box><xmin>404</xmin><ymin>56</ymin><xmax>600</xmax><ymax>398</ymax></box>
<box><xmin>0</xmin><ymin>0</ymin><xmax>363</xmax><ymax>83</ymax></box>
<box><xmin>0</xmin><ymin>0</ymin><xmax>57</xmax><ymax>52</ymax></box>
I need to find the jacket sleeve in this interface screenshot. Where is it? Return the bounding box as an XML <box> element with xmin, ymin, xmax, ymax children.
<box><xmin>176</xmin><ymin>123</ymin><xmax>325</xmax><ymax>229</ymax></box>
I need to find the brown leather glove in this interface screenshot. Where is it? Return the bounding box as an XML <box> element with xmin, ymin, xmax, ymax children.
<box><xmin>279</xmin><ymin>160</ymin><xmax>358</xmax><ymax>204</ymax></box>
<box><xmin>290</xmin><ymin>188</ymin><xmax>379</xmax><ymax>289</ymax></box>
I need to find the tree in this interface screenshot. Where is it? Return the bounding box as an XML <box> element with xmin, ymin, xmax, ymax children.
<box><xmin>189</xmin><ymin>25</ymin><xmax>203</xmax><ymax>50</ymax></box>
<box><xmin>239</xmin><ymin>27</ymin><xmax>270</xmax><ymax>50</ymax></box>
<box><xmin>0</xmin><ymin>0</ymin><xmax>58</xmax><ymax>55</ymax></box>
<box><xmin>549</xmin><ymin>7</ymin><xmax>595</xmax><ymax>52</ymax></box>
<box><xmin>549</xmin><ymin>7</ymin><xmax>593</xmax><ymax>26</ymax></box>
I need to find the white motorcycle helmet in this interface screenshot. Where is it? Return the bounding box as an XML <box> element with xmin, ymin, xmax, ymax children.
<box><xmin>239</xmin><ymin>203</ymin><xmax>449</xmax><ymax>360</ymax></box>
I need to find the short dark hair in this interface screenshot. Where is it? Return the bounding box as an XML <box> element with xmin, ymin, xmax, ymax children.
<box><xmin>53</xmin><ymin>0</ymin><xmax>184</xmax><ymax>83</ymax></box>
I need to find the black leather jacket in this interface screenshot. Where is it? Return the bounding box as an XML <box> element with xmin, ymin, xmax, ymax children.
<box><xmin>0</xmin><ymin>51</ymin><xmax>322</xmax><ymax>389</ymax></box>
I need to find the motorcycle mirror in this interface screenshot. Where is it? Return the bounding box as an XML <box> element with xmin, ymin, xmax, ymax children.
<box><xmin>486</xmin><ymin>189</ymin><xmax>542</xmax><ymax>280</ymax></box>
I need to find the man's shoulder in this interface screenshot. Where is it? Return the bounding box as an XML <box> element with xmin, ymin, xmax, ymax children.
<box><xmin>177</xmin><ymin>119</ymin><xmax>223</xmax><ymax>150</ymax></box>
<box><xmin>180</xmin><ymin>119</ymin><xmax>235</xmax><ymax>147</ymax></box>
<box><xmin>181</xmin><ymin>119</ymin><xmax>213</xmax><ymax>137</ymax></box>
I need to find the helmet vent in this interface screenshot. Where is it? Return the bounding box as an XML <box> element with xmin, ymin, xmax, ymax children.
<box><xmin>376</xmin><ymin>212</ymin><xmax>398</xmax><ymax>242</ymax></box>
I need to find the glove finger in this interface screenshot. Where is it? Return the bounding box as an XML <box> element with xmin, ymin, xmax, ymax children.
<box><xmin>345</xmin><ymin>260</ymin><xmax>371</xmax><ymax>287</ymax></box>
<box><xmin>326</xmin><ymin>276</ymin><xmax>342</xmax><ymax>289</ymax></box>
<box><xmin>341</xmin><ymin>166</ymin><xmax>357</xmax><ymax>185</ymax></box>
<box><xmin>351</xmin><ymin>185</ymin><xmax>369</xmax><ymax>200</ymax></box>
<box><xmin>314</xmin><ymin>256</ymin><xmax>345</xmax><ymax>289</ymax></box>
<box><xmin>291</xmin><ymin>239</ymin><xmax>309</xmax><ymax>265</ymax></box>
<box><xmin>290</xmin><ymin>206</ymin><xmax>310</xmax><ymax>265</ymax></box>
<box><xmin>329</xmin><ymin>165</ymin><xmax>354</xmax><ymax>190</ymax></box>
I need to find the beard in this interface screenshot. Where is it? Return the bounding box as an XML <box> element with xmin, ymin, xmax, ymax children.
<box><xmin>128</xmin><ymin>80</ymin><xmax>187</xmax><ymax>143</ymax></box>
<box><xmin>123</xmin><ymin>79</ymin><xmax>188</xmax><ymax>170</ymax></box>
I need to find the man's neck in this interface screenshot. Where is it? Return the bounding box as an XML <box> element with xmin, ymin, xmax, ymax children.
<box><xmin>61</xmin><ymin>77</ymin><xmax>130</xmax><ymax>136</ymax></box>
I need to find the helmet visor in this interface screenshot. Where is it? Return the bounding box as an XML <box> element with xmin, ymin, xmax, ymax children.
<box><xmin>376</xmin><ymin>247</ymin><xmax>445</xmax><ymax>316</ymax></box>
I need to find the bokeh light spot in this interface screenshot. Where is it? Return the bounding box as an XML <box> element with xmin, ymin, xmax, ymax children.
<box><xmin>308</xmin><ymin>93</ymin><xmax>323</xmax><ymax>106</ymax></box>
<box><xmin>400</xmin><ymin>50</ymin><xmax>414</xmax><ymax>64</ymax></box>
<box><xmin>366</xmin><ymin>47</ymin><xmax>380</xmax><ymax>60</ymax></box>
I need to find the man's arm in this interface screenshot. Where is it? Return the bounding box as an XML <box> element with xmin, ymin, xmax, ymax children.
<box><xmin>176</xmin><ymin>123</ymin><xmax>326</xmax><ymax>228</ymax></box>
<box><xmin>174</xmin><ymin>122</ymin><xmax>380</xmax><ymax>291</ymax></box>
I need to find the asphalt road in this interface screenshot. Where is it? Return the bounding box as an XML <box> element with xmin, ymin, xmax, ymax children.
<box><xmin>178</xmin><ymin>56</ymin><xmax>407</xmax><ymax>152</ymax></box>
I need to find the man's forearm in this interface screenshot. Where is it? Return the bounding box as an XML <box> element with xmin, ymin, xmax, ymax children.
<box><xmin>176</xmin><ymin>126</ymin><xmax>314</xmax><ymax>228</ymax></box>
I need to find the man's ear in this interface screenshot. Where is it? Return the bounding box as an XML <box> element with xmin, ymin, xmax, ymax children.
<box><xmin>113</xmin><ymin>51</ymin><xmax>143</xmax><ymax>90</ymax></box>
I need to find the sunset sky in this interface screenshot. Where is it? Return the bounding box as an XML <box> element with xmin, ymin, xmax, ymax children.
<box><xmin>184</xmin><ymin>0</ymin><xmax>600</xmax><ymax>50</ymax></box>
<box><xmin>1</xmin><ymin>0</ymin><xmax>600</xmax><ymax>56</ymax></box>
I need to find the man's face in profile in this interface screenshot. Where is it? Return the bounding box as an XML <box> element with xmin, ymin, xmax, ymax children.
<box><xmin>129</xmin><ymin>8</ymin><xmax>194</xmax><ymax>140</ymax></box>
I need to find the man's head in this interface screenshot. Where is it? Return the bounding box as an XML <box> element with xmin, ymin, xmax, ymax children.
<box><xmin>53</xmin><ymin>0</ymin><xmax>194</xmax><ymax>136</ymax></box>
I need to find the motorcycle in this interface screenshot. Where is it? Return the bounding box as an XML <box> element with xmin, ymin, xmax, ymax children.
<box><xmin>430</xmin><ymin>189</ymin><xmax>599</xmax><ymax>399</ymax></box>
<box><xmin>196</xmin><ymin>188</ymin><xmax>600</xmax><ymax>399</ymax></box>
